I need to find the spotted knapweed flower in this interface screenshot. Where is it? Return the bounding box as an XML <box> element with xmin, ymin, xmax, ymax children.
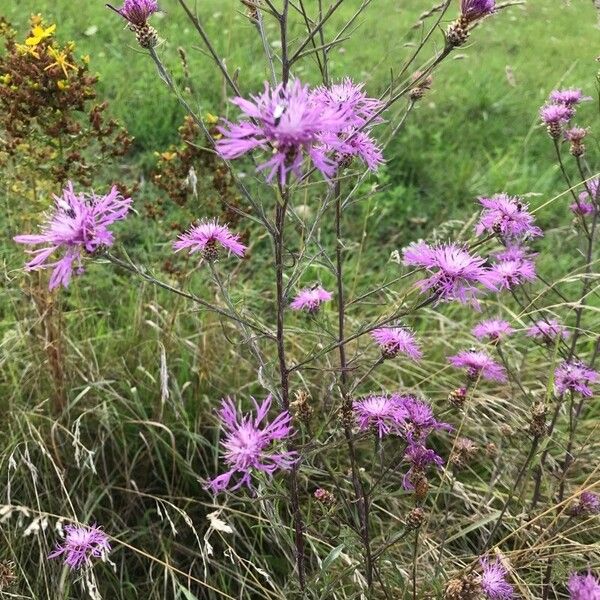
<box><xmin>473</xmin><ymin>319</ymin><xmax>514</xmax><ymax>343</ymax></box>
<box><xmin>311</xmin><ymin>79</ymin><xmax>384</xmax><ymax>172</ymax></box>
<box><xmin>402</xmin><ymin>442</ymin><xmax>444</xmax><ymax>490</ymax></box>
<box><xmin>567</xmin><ymin>572</ymin><xmax>600</xmax><ymax>600</ymax></box>
<box><xmin>403</xmin><ymin>241</ymin><xmax>496</xmax><ymax>308</ymax></box>
<box><xmin>488</xmin><ymin>255</ymin><xmax>537</xmax><ymax>290</ymax></box>
<box><xmin>448</xmin><ymin>350</ymin><xmax>507</xmax><ymax>382</ymax></box>
<box><xmin>461</xmin><ymin>0</ymin><xmax>496</xmax><ymax>22</ymax></box>
<box><xmin>108</xmin><ymin>0</ymin><xmax>159</xmax><ymax>25</ymax></box>
<box><xmin>216</xmin><ymin>80</ymin><xmax>350</xmax><ymax>184</ymax></box>
<box><xmin>550</xmin><ymin>89</ymin><xmax>591</xmax><ymax>107</ymax></box>
<box><xmin>290</xmin><ymin>286</ymin><xmax>332</xmax><ymax>313</ymax></box>
<box><xmin>394</xmin><ymin>395</ymin><xmax>453</xmax><ymax>442</ymax></box>
<box><xmin>480</xmin><ymin>558</ymin><xmax>514</xmax><ymax>600</ymax></box>
<box><xmin>311</xmin><ymin>78</ymin><xmax>383</xmax><ymax>127</ymax></box>
<box><xmin>578</xmin><ymin>178</ymin><xmax>599</xmax><ymax>206</ymax></box>
<box><xmin>14</xmin><ymin>183</ymin><xmax>131</xmax><ymax>290</ymax></box>
<box><xmin>475</xmin><ymin>194</ymin><xmax>542</xmax><ymax>239</ymax></box>
<box><xmin>527</xmin><ymin>318</ymin><xmax>569</xmax><ymax>342</ymax></box>
<box><xmin>555</xmin><ymin>360</ymin><xmax>599</xmax><ymax>397</ymax></box>
<box><xmin>173</xmin><ymin>219</ymin><xmax>246</xmax><ymax>261</ymax></box>
<box><xmin>352</xmin><ymin>395</ymin><xmax>404</xmax><ymax>438</ymax></box>
<box><xmin>48</xmin><ymin>524</ymin><xmax>111</xmax><ymax>570</ymax></box>
<box><xmin>540</xmin><ymin>103</ymin><xmax>573</xmax><ymax>138</ymax></box>
<box><xmin>571</xmin><ymin>198</ymin><xmax>596</xmax><ymax>217</ymax></box>
<box><xmin>568</xmin><ymin>491</ymin><xmax>600</xmax><ymax>517</ymax></box>
<box><xmin>209</xmin><ymin>395</ymin><xmax>296</xmax><ymax>493</ymax></box>
<box><xmin>371</xmin><ymin>327</ymin><xmax>422</xmax><ymax>360</ymax></box>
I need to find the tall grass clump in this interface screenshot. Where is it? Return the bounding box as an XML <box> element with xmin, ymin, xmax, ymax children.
<box><xmin>2</xmin><ymin>1</ymin><xmax>600</xmax><ymax>599</ymax></box>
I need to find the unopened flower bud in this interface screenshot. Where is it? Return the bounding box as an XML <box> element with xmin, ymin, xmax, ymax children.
<box><xmin>448</xmin><ymin>387</ymin><xmax>467</xmax><ymax>409</ymax></box>
<box><xmin>446</xmin><ymin>17</ymin><xmax>469</xmax><ymax>48</ymax></box>
<box><xmin>290</xmin><ymin>389</ymin><xmax>313</xmax><ymax>425</ymax></box>
<box><xmin>406</xmin><ymin>507</ymin><xmax>426</xmax><ymax>530</ymax></box>
<box><xmin>409</xmin><ymin>71</ymin><xmax>433</xmax><ymax>101</ymax></box>
<box><xmin>451</xmin><ymin>437</ymin><xmax>478</xmax><ymax>469</ymax></box>
<box><xmin>444</xmin><ymin>573</ymin><xmax>482</xmax><ymax>600</ymax></box>
<box><xmin>314</xmin><ymin>488</ymin><xmax>336</xmax><ymax>506</ymax></box>
<box><xmin>529</xmin><ymin>401</ymin><xmax>547</xmax><ymax>438</ymax></box>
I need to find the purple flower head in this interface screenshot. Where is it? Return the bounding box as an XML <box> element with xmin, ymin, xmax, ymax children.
<box><xmin>173</xmin><ymin>219</ymin><xmax>246</xmax><ymax>260</ymax></box>
<box><xmin>311</xmin><ymin>78</ymin><xmax>383</xmax><ymax>127</ymax></box>
<box><xmin>568</xmin><ymin>572</ymin><xmax>600</xmax><ymax>600</ymax></box>
<box><xmin>568</xmin><ymin>491</ymin><xmax>600</xmax><ymax>517</ymax></box>
<box><xmin>476</xmin><ymin>194</ymin><xmax>542</xmax><ymax>239</ymax></box>
<box><xmin>352</xmin><ymin>395</ymin><xmax>405</xmax><ymax>438</ymax></box>
<box><xmin>566</xmin><ymin>127</ymin><xmax>588</xmax><ymax>144</ymax></box>
<box><xmin>448</xmin><ymin>350</ymin><xmax>507</xmax><ymax>382</ymax></box>
<box><xmin>527</xmin><ymin>318</ymin><xmax>569</xmax><ymax>342</ymax></box>
<box><xmin>371</xmin><ymin>327</ymin><xmax>422</xmax><ymax>360</ymax></box>
<box><xmin>461</xmin><ymin>0</ymin><xmax>496</xmax><ymax>21</ymax></box>
<box><xmin>394</xmin><ymin>395</ymin><xmax>453</xmax><ymax>442</ymax></box>
<box><xmin>480</xmin><ymin>558</ymin><xmax>514</xmax><ymax>600</ymax></box>
<box><xmin>579</xmin><ymin>178</ymin><xmax>600</xmax><ymax>205</ymax></box>
<box><xmin>402</xmin><ymin>442</ymin><xmax>444</xmax><ymax>490</ymax></box>
<box><xmin>216</xmin><ymin>80</ymin><xmax>350</xmax><ymax>184</ymax></box>
<box><xmin>14</xmin><ymin>183</ymin><xmax>131</xmax><ymax>290</ymax></box>
<box><xmin>540</xmin><ymin>103</ymin><xmax>573</xmax><ymax>126</ymax></box>
<box><xmin>555</xmin><ymin>360</ymin><xmax>599</xmax><ymax>398</ymax></box>
<box><xmin>323</xmin><ymin>129</ymin><xmax>384</xmax><ymax>172</ymax></box>
<box><xmin>403</xmin><ymin>241</ymin><xmax>497</xmax><ymax>308</ymax></box>
<box><xmin>208</xmin><ymin>395</ymin><xmax>296</xmax><ymax>493</ymax></box>
<box><xmin>473</xmin><ymin>319</ymin><xmax>514</xmax><ymax>343</ymax></box>
<box><xmin>290</xmin><ymin>286</ymin><xmax>332</xmax><ymax>313</ymax></box>
<box><xmin>488</xmin><ymin>256</ymin><xmax>537</xmax><ymax>290</ymax></box>
<box><xmin>550</xmin><ymin>89</ymin><xmax>591</xmax><ymax>107</ymax></box>
<box><xmin>571</xmin><ymin>199</ymin><xmax>596</xmax><ymax>217</ymax></box>
<box><xmin>108</xmin><ymin>0</ymin><xmax>159</xmax><ymax>26</ymax></box>
<box><xmin>48</xmin><ymin>524</ymin><xmax>111</xmax><ymax>570</ymax></box>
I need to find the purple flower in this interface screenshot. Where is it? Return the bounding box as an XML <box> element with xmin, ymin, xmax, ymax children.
<box><xmin>402</xmin><ymin>442</ymin><xmax>444</xmax><ymax>490</ymax></box>
<box><xmin>568</xmin><ymin>572</ymin><xmax>600</xmax><ymax>600</ymax></box>
<box><xmin>209</xmin><ymin>395</ymin><xmax>296</xmax><ymax>493</ymax></box>
<box><xmin>578</xmin><ymin>178</ymin><xmax>599</xmax><ymax>205</ymax></box>
<box><xmin>476</xmin><ymin>194</ymin><xmax>542</xmax><ymax>239</ymax></box>
<box><xmin>473</xmin><ymin>319</ymin><xmax>514</xmax><ymax>343</ymax></box>
<box><xmin>527</xmin><ymin>318</ymin><xmax>569</xmax><ymax>342</ymax></box>
<box><xmin>571</xmin><ymin>199</ymin><xmax>596</xmax><ymax>217</ymax></box>
<box><xmin>290</xmin><ymin>286</ymin><xmax>332</xmax><ymax>313</ymax></box>
<box><xmin>448</xmin><ymin>350</ymin><xmax>507</xmax><ymax>382</ymax></box>
<box><xmin>555</xmin><ymin>360</ymin><xmax>599</xmax><ymax>398</ymax></box>
<box><xmin>108</xmin><ymin>0</ymin><xmax>159</xmax><ymax>26</ymax></box>
<box><xmin>488</xmin><ymin>256</ymin><xmax>536</xmax><ymax>290</ymax></box>
<box><xmin>216</xmin><ymin>80</ymin><xmax>350</xmax><ymax>184</ymax></box>
<box><xmin>311</xmin><ymin>79</ymin><xmax>384</xmax><ymax>172</ymax></box>
<box><xmin>550</xmin><ymin>89</ymin><xmax>591</xmax><ymax>107</ymax></box>
<box><xmin>403</xmin><ymin>241</ymin><xmax>497</xmax><ymax>307</ymax></box>
<box><xmin>14</xmin><ymin>183</ymin><xmax>131</xmax><ymax>290</ymax></box>
<box><xmin>394</xmin><ymin>395</ymin><xmax>453</xmax><ymax>442</ymax></box>
<box><xmin>568</xmin><ymin>491</ymin><xmax>600</xmax><ymax>517</ymax></box>
<box><xmin>48</xmin><ymin>524</ymin><xmax>111</xmax><ymax>570</ymax></box>
<box><xmin>566</xmin><ymin>127</ymin><xmax>588</xmax><ymax>144</ymax></box>
<box><xmin>173</xmin><ymin>219</ymin><xmax>246</xmax><ymax>260</ymax></box>
<box><xmin>540</xmin><ymin>104</ymin><xmax>573</xmax><ymax>125</ymax></box>
<box><xmin>480</xmin><ymin>558</ymin><xmax>514</xmax><ymax>600</ymax></box>
<box><xmin>311</xmin><ymin>78</ymin><xmax>383</xmax><ymax>127</ymax></box>
<box><xmin>353</xmin><ymin>395</ymin><xmax>405</xmax><ymax>438</ymax></box>
<box><xmin>461</xmin><ymin>0</ymin><xmax>496</xmax><ymax>21</ymax></box>
<box><xmin>371</xmin><ymin>327</ymin><xmax>422</xmax><ymax>360</ymax></box>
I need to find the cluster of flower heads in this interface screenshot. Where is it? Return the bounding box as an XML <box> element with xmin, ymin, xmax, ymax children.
<box><xmin>216</xmin><ymin>78</ymin><xmax>384</xmax><ymax>184</ymax></box>
<box><xmin>568</xmin><ymin>572</ymin><xmax>600</xmax><ymax>600</ymax></box>
<box><xmin>209</xmin><ymin>395</ymin><xmax>297</xmax><ymax>493</ymax></box>
<box><xmin>13</xmin><ymin>183</ymin><xmax>131</xmax><ymax>289</ymax></box>
<box><xmin>539</xmin><ymin>88</ymin><xmax>590</xmax><ymax>140</ymax></box>
<box><xmin>352</xmin><ymin>394</ymin><xmax>451</xmax><ymax>488</ymax></box>
<box><xmin>48</xmin><ymin>524</ymin><xmax>111</xmax><ymax>570</ymax></box>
